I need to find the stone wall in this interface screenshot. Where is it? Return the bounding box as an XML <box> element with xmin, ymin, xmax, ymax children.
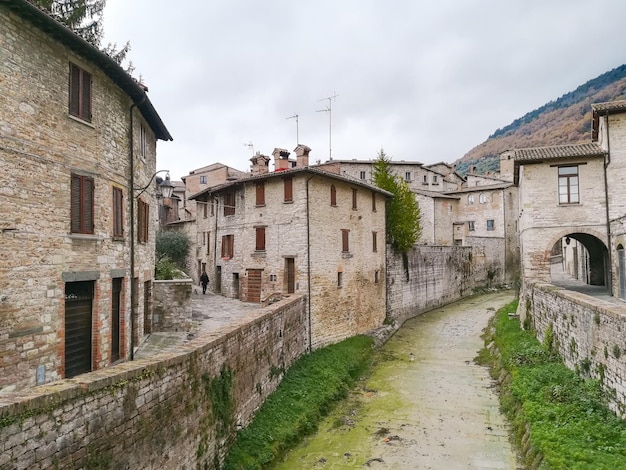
<box><xmin>386</xmin><ymin>245</ymin><xmax>474</xmax><ymax>326</ymax></box>
<box><xmin>152</xmin><ymin>279</ymin><xmax>193</xmax><ymax>332</ymax></box>
<box><xmin>520</xmin><ymin>283</ymin><xmax>626</xmax><ymax>417</ymax></box>
<box><xmin>0</xmin><ymin>295</ymin><xmax>308</xmax><ymax>470</ymax></box>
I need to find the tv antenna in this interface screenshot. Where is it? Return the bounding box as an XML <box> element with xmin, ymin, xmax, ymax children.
<box><xmin>244</xmin><ymin>141</ymin><xmax>255</xmax><ymax>156</ymax></box>
<box><xmin>316</xmin><ymin>92</ymin><xmax>338</xmax><ymax>160</ymax></box>
<box><xmin>286</xmin><ymin>114</ymin><xmax>299</xmax><ymax>145</ymax></box>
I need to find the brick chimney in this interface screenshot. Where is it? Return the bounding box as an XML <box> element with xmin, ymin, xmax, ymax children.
<box><xmin>273</xmin><ymin>148</ymin><xmax>291</xmax><ymax>171</ymax></box>
<box><xmin>250</xmin><ymin>152</ymin><xmax>270</xmax><ymax>175</ymax></box>
<box><xmin>294</xmin><ymin>144</ymin><xmax>311</xmax><ymax>168</ymax></box>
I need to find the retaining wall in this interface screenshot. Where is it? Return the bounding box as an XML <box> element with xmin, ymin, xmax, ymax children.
<box><xmin>0</xmin><ymin>295</ymin><xmax>308</xmax><ymax>470</ymax></box>
<box><xmin>519</xmin><ymin>283</ymin><xmax>626</xmax><ymax>417</ymax></box>
<box><xmin>152</xmin><ymin>278</ymin><xmax>193</xmax><ymax>332</ymax></box>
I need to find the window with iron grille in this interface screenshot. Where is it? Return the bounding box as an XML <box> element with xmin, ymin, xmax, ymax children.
<box><xmin>137</xmin><ymin>199</ymin><xmax>149</xmax><ymax>243</ymax></box>
<box><xmin>256</xmin><ymin>181</ymin><xmax>265</xmax><ymax>206</ymax></box>
<box><xmin>284</xmin><ymin>177</ymin><xmax>293</xmax><ymax>202</ymax></box>
<box><xmin>224</xmin><ymin>191</ymin><xmax>235</xmax><ymax>216</ymax></box>
<box><xmin>255</xmin><ymin>227</ymin><xmax>266</xmax><ymax>251</ymax></box>
<box><xmin>69</xmin><ymin>63</ymin><xmax>92</xmax><ymax>122</ymax></box>
<box><xmin>113</xmin><ymin>186</ymin><xmax>124</xmax><ymax>238</ymax></box>
<box><xmin>71</xmin><ymin>174</ymin><xmax>94</xmax><ymax>234</ymax></box>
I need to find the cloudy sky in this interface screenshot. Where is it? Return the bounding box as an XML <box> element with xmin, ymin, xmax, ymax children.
<box><xmin>102</xmin><ymin>1</ymin><xmax>626</xmax><ymax>181</ymax></box>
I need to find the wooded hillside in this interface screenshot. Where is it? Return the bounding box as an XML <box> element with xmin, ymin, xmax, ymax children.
<box><xmin>456</xmin><ymin>65</ymin><xmax>626</xmax><ymax>175</ymax></box>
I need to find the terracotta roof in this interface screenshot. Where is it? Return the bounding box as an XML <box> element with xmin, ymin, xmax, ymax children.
<box><xmin>3</xmin><ymin>0</ymin><xmax>172</xmax><ymax>141</ymax></box>
<box><xmin>592</xmin><ymin>100</ymin><xmax>626</xmax><ymax>141</ymax></box>
<box><xmin>512</xmin><ymin>143</ymin><xmax>605</xmax><ymax>163</ymax></box>
<box><xmin>446</xmin><ymin>182</ymin><xmax>513</xmax><ymax>194</ymax></box>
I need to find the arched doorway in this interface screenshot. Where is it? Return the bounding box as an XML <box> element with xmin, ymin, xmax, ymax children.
<box><xmin>550</xmin><ymin>233</ymin><xmax>608</xmax><ymax>287</ymax></box>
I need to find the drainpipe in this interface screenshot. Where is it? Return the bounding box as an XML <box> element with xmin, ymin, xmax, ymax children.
<box><xmin>603</xmin><ymin>115</ymin><xmax>612</xmax><ymax>293</ymax></box>
<box><xmin>129</xmin><ymin>97</ymin><xmax>145</xmax><ymax>360</ymax></box>
<box><xmin>305</xmin><ymin>175</ymin><xmax>314</xmax><ymax>352</ymax></box>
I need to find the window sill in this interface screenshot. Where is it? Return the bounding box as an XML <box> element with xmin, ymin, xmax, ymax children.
<box><xmin>68</xmin><ymin>233</ymin><xmax>100</xmax><ymax>241</ymax></box>
<box><xmin>283</xmin><ymin>201</ymin><xmax>293</xmax><ymax>204</ymax></box>
<box><xmin>112</xmin><ymin>236</ymin><xmax>126</xmax><ymax>242</ymax></box>
<box><xmin>255</xmin><ymin>204</ymin><xmax>266</xmax><ymax>208</ymax></box>
<box><xmin>252</xmin><ymin>251</ymin><xmax>266</xmax><ymax>258</ymax></box>
<box><xmin>68</xmin><ymin>113</ymin><xmax>95</xmax><ymax>128</ymax></box>
<box><xmin>222</xmin><ymin>257</ymin><xmax>232</xmax><ymax>261</ymax></box>
<box><xmin>341</xmin><ymin>252</ymin><xmax>353</xmax><ymax>259</ymax></box>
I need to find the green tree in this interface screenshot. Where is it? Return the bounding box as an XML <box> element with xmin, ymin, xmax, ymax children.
<box><xmin>156</xmin><ymin>230</ymin><xmax>190</xmax><ymax>269</ymax></box>
<box><xmin>372</xmin><ymin>149</ymin><xmax>421</xmax><ymax>253</ymax></box>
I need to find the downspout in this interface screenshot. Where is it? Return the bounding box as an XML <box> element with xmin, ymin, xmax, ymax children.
<box><xmin>603</xmin><ymin>115</ymin><xmax>612</xmax><ymax>292</ymax></box>
<box><xmin>128</xmin><ymin>96</ymin><xmax>145</xmax><ymax>360</ymax></box>
<box><xmin>305</xmin><ymin>177</ymin><xmax>312</xmax><ymax>351</ymax></box>
<box><xmin>502</xmin><ymin>189</ymin><xmax>507</xmax><ymax>283</ymax></box>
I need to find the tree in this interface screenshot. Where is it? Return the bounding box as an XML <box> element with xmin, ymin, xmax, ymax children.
<box><xmin>156</xmin><ymin>231</ymin><xmax>190</xmax><ymax>269</ymax></box>
<box><xmin>31</xmin><ymin>0</ymin><xmax>133</xmax><ymax>72</ymax></box>
<box><xmin>372</xmin><ymin>149</ymin><xmax>422</xmax><ymax>253</ymax></box>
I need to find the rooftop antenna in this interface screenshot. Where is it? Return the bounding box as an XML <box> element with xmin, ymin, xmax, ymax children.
<box><xmin>316</xmin><ymin>92</ymin><xmax>338</xmax><ymax>160</ymax></box>
<box><xmin>244</xmin><ymin>141</ymin><xmax>255</xmax><ymax>156</ymax></box>
<box><xmin>286</xmin><ymin>114</ymin><xmax>299</xmax><ymax>145</ymax></box>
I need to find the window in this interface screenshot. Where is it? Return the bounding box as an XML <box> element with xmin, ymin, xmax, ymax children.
<box><xmin>330</xmin><ymin>185</ymin><xmax>337</xmax><ymax>207</ymax></box>
<box><xmin>342</xmin><ymin>229</ymin><xmax>350</xmax><ymax>252</ymax></box>
<box><xmin>283</xmin><ymin>177</ymin><xmax>293</xmax><ymax>202</ymax></box>
<box><xmin>372</xmin><ymin>191</ymin><xmax>377</xmax><ymax>212</ymax></box>
<box><xmin>139</xmin><ymin>125</ymin><xmax>147</xmax><ymax>159</ymax></box>
<box><xmin>71</xmin><ymin>173</ymin><xmax>94</xmax><ymax>234</ymax></box>
<box><xmin>468</xmin><ymin>221</ymin><xmax>475</xmax><ymax>231</ymax></box>
<box><xmin>255</xmin><ymin>227</ymin><xmax>266</xmax><ymax>251</ymax></box>
<box><xmin>352</xmin><ymin>188</ymin><xmax>358</xmax><ymax>210</ymax></box>
<box><xmin>487</xmin><ymin>219</ymin><xmax>495</xmax><ymax>231</ymax></box>
<box><xmin>224</xmin><ymin>191</ymin><xmax>235</xmax><ymax>216</ymax></box>
<box><xmin>405</xmin><ymin>172</ymin><xmax>411</xmax><ymax>182</ymax></box>
<box><xmin>69</xmin><ymin>63</ymin><xmax>92</xmax><ymax>122</ymax></box>
<box><xmin>206</xmin><ymin>232</ymin><xmax>210</xmax><ymax>255</ymax></box>
<box><xmin>221</xmin><ymin>234</ymin><xmax>234</xmax><ymax>259</ymax></box>
<box><xmin>112</xmin><ymin>186</ymin><xmax>124</xmax><ymax>238</ymax></box>
<box><xmin>372</xmin><ymin>231</ymin><xmax>377</xmax><ymax>252</ymax></box>
<box><xmin>337</xmin><ymin>271</ymin><xmax>343</xmax><ymax>288</ymax></box>
<box><xmin>137</xmin><ymin>199</ymin><xmax>149</xmax><ymax>243</ymax></box>
<box><xmin>422</xmin><ymin>174</ymin><xmax>428</xmax><ymax>184</ymax></box>
<box><xmin>467</xmin><ymin>194</ymin><xmax>474</xmax><ymax>205</ymax></box>
<box><xmin>202</xmin><ymin>232</ymin><xmax>206</xmax><ymax>246</ymax></box>
<box><xmin>374</xmin><ymin>270</ymin><xmax>380</xmax><ymax>284</ymax></box>
<box><xmin>200</xmin><ymin>176</ymin><xmax>207</xmax><ymax>185</ymax></box>
<box><xmin>432</xmin><ymin>175</ymin><xmax>438</xmax><ymax>184</ymax></box>
<box><xmin>210</xmin><ymin>197</ymin><xmax>215</xmax><ymax>216</ymax></box>
<box><xmin>256</xmin><ymin>181</ymin><xmax>265</xmax><ymax>206</ymax></box>
<box><xmin>479</xmin><ymin>193</ymin><xmax>486</xmax><ymax>204</ymax></box>
<box><xmin>359</xmin><ymin>171</ymin><xmax>366</xmax><ymax>180</ymax></box>
<box><xmin>558</xmin><ymin>166</ymin><xmax>579</xmax><ymax>204</ymax></box>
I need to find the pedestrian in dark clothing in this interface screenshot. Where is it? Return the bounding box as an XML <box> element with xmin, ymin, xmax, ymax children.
<box><xmin>200</xmin><ymin>271</ymin><xmax>209</xmax><ymax>294</ymax></box>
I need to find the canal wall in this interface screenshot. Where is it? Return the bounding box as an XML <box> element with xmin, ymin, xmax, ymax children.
<box><xmin>519</xmin><ymin>282</ymin><xmax>626</xmax><ymax>417</ymax></box>
<box><xmin>386</xmin><ymin>245</ymin><xmax>475</xmax><ymax>327</ymax></box>
<box><xmin>0</xmin><ymin>295</ymin><xmax>308</xmax><ymax>470</ymax></box>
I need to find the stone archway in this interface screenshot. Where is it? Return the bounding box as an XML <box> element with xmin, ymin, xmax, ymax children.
<box><xmin>548</xmin><ymin>230</ymin><xmax>608</xmax><ymax>287</ymax></box>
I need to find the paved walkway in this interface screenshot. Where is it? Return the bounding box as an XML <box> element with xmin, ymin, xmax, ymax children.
<box><xmin>550</xmin><ymin>263</ymin><xmax>623</xmax><ymax>305</ymax></box>
<box><xmin>135</xmin><ymin>289</ymin><xmax>261</xmax><ymax>359</ymax></box>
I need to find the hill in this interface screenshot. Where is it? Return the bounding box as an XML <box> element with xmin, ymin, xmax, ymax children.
<box><xmin>455</xmin><ymin>65</ymin><xmax>626</xmax><ymax>175</ymax></box>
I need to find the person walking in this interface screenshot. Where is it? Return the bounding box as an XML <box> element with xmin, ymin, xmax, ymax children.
<box><xmin>200</xmin><ymin>271</ymin><xmax>209</xmax><ymax>294</ymax></box>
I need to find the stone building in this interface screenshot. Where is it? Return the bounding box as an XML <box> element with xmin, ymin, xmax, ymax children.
<box><xmin>0</xmin><ymin>1</ymin><xmax>171</xmax><ymax>392</ymax></box>
<box><xmin>190</xmin><ymin>145</ymin><xmax>390</xmax><ymax>349</ymax></box>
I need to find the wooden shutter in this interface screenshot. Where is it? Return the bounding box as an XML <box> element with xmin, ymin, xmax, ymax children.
<box><xmin>372</xmin><ymin>231</ymin><xmax>377</xmax><ymax>252</ymax></box>
<box><xmin>330</xmin><ymin>185</ymin><xmax>336</xmax><ymax>206</ymax></box>
<box><xmin>71</xmin><ymin>174</ymin><xmax>94</xmax><ymax>234</ymax></box>
<box><xmin>81</xmin><ymin>69</ymin><xmax>92</xmax><ymax>121</ymax></box>
<box><xmin>69</xmin><ymin>64</ymin><xmax>81</xmax><ymax>117</ymax></box>
<box><xmin>255</xmin><ymin>227</ymin><xmax>265</xmax><ymax>251</ymax></box>
<box><xmin>71</xmin><ymin>174</ymin><xmax>82</xmax><ymax>233</ymax></box>
<box><xmin>352</xmin><ymin>188</ymin><xmax>357</xmax><ymax>209</ymax></box>
<box><xmin>69</xmin><ymin>63</ymin><xmax>92</xmax><ymax>122</ymax></box>
<box><xmin>221</xmin><ymin>235</ymin><xmax>227</xmax><ymax>258</ymax></box>
<box><xmin>113</xmin><ymin>187</ymin><xmax>124</xmax><ymax>238</ymax></box>
<box><xmin>137</xmin><ymin>199</ymin><xmax>149</xmax><ymax>243</ymax></box>
<box><xmin>256</xmin><ymin>182</ymin><xmax>265</xmax><ymax>205</ymax></box>
<box><xmin>284</xmin><ymin>177</ymin><xmax>293</xmax><ymax>202</ymax></box>
<box><xmin>342</xmin><ymin>229</ymin><xmax>349</xmax><ymax>252</ymax></box>
<box><xmin>371</xmin><ymin>191</ymin><xmax>376</xmax><ymax>211</ymax></box>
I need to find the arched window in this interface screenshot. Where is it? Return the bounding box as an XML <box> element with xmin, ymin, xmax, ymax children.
<box><xmin>330</xmin><ymin>185</ymin><xmax>337</xmax><ymax>207</ymax></box>
<box><xmin>479</xmin><ymin>193</ymin><xmax>486</xmax><ymax>204</ymax></box>
<box><xmin>468</xmin><ymin>194</ymin><xmax>474</xmax><ymax>205</ymax></box>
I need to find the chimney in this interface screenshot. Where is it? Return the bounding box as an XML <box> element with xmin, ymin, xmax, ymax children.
<box><xmin>273</xmin><ymin>148</ymin><xmax>291</xmax><ymax>171</ymax></box>
<box><xmin>250</xmin><ymin>152</ymin><xmax>270</xmax><ymax>175</ymax></box>
<box><xmin>294</xmin><ymin>144</ymin><xmax>311</xmax><ymax>168</ymax></box>
<box><xmin>471</xmin><ymin>165</ymin><xmax>477</xmax><ymax>175</ymax></box>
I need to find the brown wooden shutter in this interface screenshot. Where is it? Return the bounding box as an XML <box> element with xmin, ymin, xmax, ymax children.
<box><xmin>221</xmin><ymin>235</ymin><xmax>226</xmax><ymax>258</ymax></box>
<box><xmin>71</xmin><ymin>174</ymin><xmax>81</xmax><ymax>233</ymax></box>
<box><xmin>82</xmin><ymin>69</ymin><xmax>92</xmax><ymax>121</ymax></box>
<box><xmin>330</xmin><ymin>185</ymin><xmax>336</xmax><ymax>206</ymax></box>
<box><xmin>113</xmin><ymin>187</ymin><xmax>124</xmax><ymax>237</ymax></box>
<box><xmin>84</xmin><ymin>176</ymin><xmax>94</xmax><ymax>234</ymax></box>
<box><xmin>69</xmin><ymin>64</ymin><xmax>80</xmax><ymax>117</ymax></box>
<box><xmin>352</xmin><ymin>188</ymin><xmax>357</xmax><ymax>209</ymax></box>
<box><xmin>284</xmin><ymin>177</ymin><xmax>293</xmax><ymax>202</ymax></box>
<box><xmin>256</xmin><ymin>182</ymin><xmax>265</xmax><ymax>205</ymax></box>
<box><xmin>255</xmin><ymin>227</ymin><xmax>265</xmax><ymax>251</ymax></box>
<box><xmin>372</xmin><ymin>231</ymin><xmax>377</xmax><ymax>252</ymax></box>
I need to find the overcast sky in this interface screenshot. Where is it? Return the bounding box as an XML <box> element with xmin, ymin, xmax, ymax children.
<box><xmin>102</xmin><ymin>1</ymin><xmax>626</xmax><ymax>181</ymax></box>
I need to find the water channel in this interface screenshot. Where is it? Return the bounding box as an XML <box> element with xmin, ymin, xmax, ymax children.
<box><xmin>275</xmin><ymin>290</ymin><xmax>519</xmax><ymax>469</ymax></box>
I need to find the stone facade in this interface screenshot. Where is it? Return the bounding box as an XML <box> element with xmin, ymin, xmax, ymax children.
<box><xmin>152</xmin><ymin>279</ymin><xmax>193</xmax><ymax>332</ymax></box>
<box><xmin>0</xmin><ymin>3</ymin><xmax>171</xmax><ymax>393</ymax></box>
<box><xmin>0</xmin><ymin>295</ymin><xmax>308</xmax><ymax>470</ymax></box>
<box><xmin>191</xmin><ymin>155</ymin><xmax>389</xmax><ymax>349</ymax></box>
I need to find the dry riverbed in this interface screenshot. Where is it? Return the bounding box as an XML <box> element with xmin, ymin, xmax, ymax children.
<box><xmin>275</xmin><ymin>291</ymin><xmax>520</xmax><ymax>469</ymax></box>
